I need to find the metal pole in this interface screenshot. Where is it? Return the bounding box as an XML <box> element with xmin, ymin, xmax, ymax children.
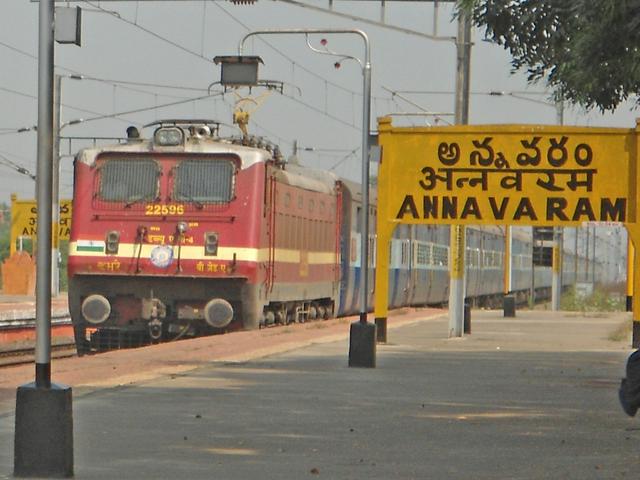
<box><xmin>551</xmin><ymin>96</ymin><xmax>564</xmax><ymax>310</ymax></box>
<box><xmin>592</xmin><ymin>226</ymin><xmax>597</xmax><ymax>283</ymax></box>
<box><xmin>35</xmin><ymin>0</ymin><xmax>54</xmax><ymax>388</ymax></box>
<box><xmin>360</xmin><ymin>50</ymin><xmax>372</xmax><ymax>323</ymax></box>
<box><xmin>585</xmin><ymin>226</ymin><xmax>590</xmax><ymax>282</ymax></box>
<box><xmin>628</xmin><ymin>235</ymin><xmax>634</xmax><ymax>312</ymax></box>
<box><xmin>551</xmin><ymin>227</ymin><xmax>561</xmax><ymax>310</ymax></box>
<box><xmin>52</xmin><ymin>74</ymin><xmax>61</xmax><ymax>298</ymax></box>
<box><xmin>449</xmin><ymin>8</ymin><xmax>471</xmax><ymax>337</ymax></box>
<box><xmin>240</xmin><ymin>29</ymin><xmax>371</xmax><ymax>321</ymax></box>
<box><xmin>530</xmin><ymin>232</ymin><xmax>536</xmax><ymax>306</ymax></box>
<box><xmin>574</xmin><ymin>226</ymin><xmax>579</xmax><ymax>284</ymax></box>
<box><xmin>238</xmin><ymin>29</ymin><xmax>377</xmax><ymax>365</ymax></box>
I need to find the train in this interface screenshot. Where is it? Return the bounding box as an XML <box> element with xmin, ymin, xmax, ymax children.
<box><xmin>67</xmin><ymin>119</ymin><xmax>598</xmax><ymax>354</ymax></box>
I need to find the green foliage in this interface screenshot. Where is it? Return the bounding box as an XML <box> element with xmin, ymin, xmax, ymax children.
<box><xmin>59</xmin><ymin>239</ymin><xmax>68</xmax><ymax>292</ymax></box>
<box><xmin>457</xmin><ymin>0</ymin><xmax>640</xmax><ymax>112</ymax></box>
<box><xmin>0</xmin><ymin>202</ymin><xmax>10</xmax><ymax>262</ymax></box>
<box><xmin>560</xmin><ymin>285</ymin><xmax>625</xmax><ymax>312</ymax></box>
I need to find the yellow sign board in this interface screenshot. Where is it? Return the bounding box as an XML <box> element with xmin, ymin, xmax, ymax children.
<box><xmin>373</xmin><ymin>117</ymin><xmax>640</xmax><ymax>341</ymax></box>
<box><xmin>10</xmin><ymin>194</ymin><xmax>72</xmax><ymax>255</ymax></box>
<box><xmin>377</xmin><ymin>118</ymin><xmax>634</xmax><ymax>226</ymax></box>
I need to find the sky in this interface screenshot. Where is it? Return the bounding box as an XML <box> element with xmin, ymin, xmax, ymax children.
<box><xmin>1</xmin><ymin>0</ymin><xmax>639</xmax><ymax>207</ymax></box>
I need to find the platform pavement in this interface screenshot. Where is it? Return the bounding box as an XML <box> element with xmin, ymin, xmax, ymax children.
<box><xmin>1</xmin><ymin>309</ymin><xmax>639</xmax><ymax>479</ymax></box>
<box><xmin>0</xmin><ymin>294</ymin><xmax>68</xmax><ymax>321</ymax></box>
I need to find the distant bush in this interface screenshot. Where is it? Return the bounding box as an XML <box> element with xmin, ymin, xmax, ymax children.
<box><xmin>561</xmin><ymin>285</ymin><xmax>625</xmax><ymax>312</ymax></box>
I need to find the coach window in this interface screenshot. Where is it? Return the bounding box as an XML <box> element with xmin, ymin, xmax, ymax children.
<box><xmin>98</xmin><ymin>158</ymin><xmax>159</xmax><ymax>203</ymax></box>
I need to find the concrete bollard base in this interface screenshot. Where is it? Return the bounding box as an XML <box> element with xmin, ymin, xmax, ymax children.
<box><xmin>375</xmin><ymin>317</ymin><xmax>387</xmax><ymax>343</ymax></box>
<box><xmin>348</xmin><ymin>321</ymin><xmax>377</xmax><ymax>368</ymax></box>
<box><xmin>503</xmin><ymin>294</ymin><xmax>516</xmax><ymax>318</ymax></box>
<box><xmin>14</xmin><ymin>383</ymin><xmax>73</xmax><ymax>478</ymax></box>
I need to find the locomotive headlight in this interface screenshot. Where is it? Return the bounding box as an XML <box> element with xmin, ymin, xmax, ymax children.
<box><xmin>154</xmin><ymin>127</ymin><xmax>184</xmax><ymax>146</ymax></box>
<box><xmin>205</xmin><ymin>232</ymin><xmax>219</xmax><ymax>256</ymax></box>
<box><xmin>177</xmin><ymin>221</ymin><xmax>188</xmax><ymax>235</ymax></box>
<box><xmin>105</xmin><ymin>230</ymin><xmax>120</xmax><ymax>254</ymax></box>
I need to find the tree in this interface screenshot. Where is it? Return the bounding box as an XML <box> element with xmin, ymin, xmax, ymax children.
<box><xmin>457</xmin><ymin>0</ymin><xmax>640</xmax><ymax>112</ymax></box>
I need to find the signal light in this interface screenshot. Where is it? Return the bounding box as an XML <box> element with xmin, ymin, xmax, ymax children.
<box><xmin>105</xmin><ymin>230</ymin><xmax>120</xmax><ymax>254</ymax></box>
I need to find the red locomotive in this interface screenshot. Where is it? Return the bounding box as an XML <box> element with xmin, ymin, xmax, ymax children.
<box><xmin>68</xmin><ymin>120</ymin><xmax>344</xmax><ymax>353</ymax></box>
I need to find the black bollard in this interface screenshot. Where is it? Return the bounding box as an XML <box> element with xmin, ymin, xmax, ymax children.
<box><xmin>634</xmin><ymin>322</ymin><xmax>640</xmax><ymax>349</ymax></box>
<box><xmin>375</xmin><ymin>317</ymin><xmax>387</xmax><ymax>343</ymax></box>
<box><xmin>14</xmin><ymin>383</ymin><xmax>73</xmax><ymax>478</ymax></box>
<box><xmin>348</xmin><ymin>319</ymin><xmax>377</xmax><ymax>368</ymax></box>
<box><xmin>463</xmin><ymin>302</ymin><xmax>471</xmax><ymax>334</ymax></box>
<box><xmin>503</xmin><ymin>294</ymin><xmax>516</xmax><ymax>317</ymax></box>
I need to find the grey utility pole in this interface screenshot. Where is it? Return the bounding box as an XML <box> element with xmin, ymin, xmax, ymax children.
<box><xmin>14</xmin><ymin>1</ymin><xmax>74</xmax><ymax>477</ymax></box>
<box><xmin>551</xmin><ymin>97</ymin><xmax>564</xmax><ymax>311</ymax></box>
<box><xmin>449</xmin><ymin>8</ymin><xmax>472</xmax><ymax>337</ymax></box>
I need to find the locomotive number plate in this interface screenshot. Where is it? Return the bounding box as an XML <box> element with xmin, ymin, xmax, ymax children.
<box><xmin>145</xmin><ymin>204</ymin><xmax>185</xmax><ymax>216</ymax></box>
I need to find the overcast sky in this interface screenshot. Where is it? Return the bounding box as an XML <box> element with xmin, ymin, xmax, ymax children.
<box><xmin>1</xmin><ymin>0</ymin><xmax>639</xmax><ymax>206</ymax></box>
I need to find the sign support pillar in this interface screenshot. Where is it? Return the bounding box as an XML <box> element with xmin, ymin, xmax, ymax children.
<box><xmin>551</xmin><ymin>227</ymin><xmax>562</xmax><ymax>310</ymax></box>
<box><xmin>449</xmin><ymin>7</ymin><xmax>471</xmax><ymax>338</ymax></box>
<box><xmin>628</xmin><ymin>236</ymin><xmax>634</xmax><ymax>312</ymax></box>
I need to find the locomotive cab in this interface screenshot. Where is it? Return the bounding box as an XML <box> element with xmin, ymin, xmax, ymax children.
<box><xmin>68</xmin><ymin>120</ymin><xmax>274</xmax><ymax>352</ymax></box>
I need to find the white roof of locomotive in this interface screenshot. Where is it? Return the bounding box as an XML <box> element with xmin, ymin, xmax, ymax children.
<box><xmin>75</xmin><ymin>137</ymin><xmax>274</xmax><ymax>170</ymax></box>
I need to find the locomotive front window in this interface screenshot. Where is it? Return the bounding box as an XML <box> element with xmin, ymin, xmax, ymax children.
<box><xmin>174</xmin><ymin>159</ymin><xmax>235</xmax><ymax>203</ymax></box>
<box><xmin>98</xmin><ymin>159</ymin><xmax>159</xmax><ymax>202</ymax></box>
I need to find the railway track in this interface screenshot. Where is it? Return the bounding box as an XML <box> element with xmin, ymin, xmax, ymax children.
<box><xmin>0</xmin><ymin>313</ymin><xmax>76</xmax><ymax>367</ymax></box>
<box><xmin>0</xmin><ymin>342</ymin><xmax>77</xmax><ymax>367</ymax></box>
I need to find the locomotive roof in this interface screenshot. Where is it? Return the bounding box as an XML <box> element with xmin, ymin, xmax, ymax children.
<box><xmin>75</xmin><ymin>138</ymin><xmax>274</xmax><ymax>170</ymax></box>
<box><xmin>278</xmin><ymin>163</ymin><xmax>339</xmax><ymax>194</ymax></box>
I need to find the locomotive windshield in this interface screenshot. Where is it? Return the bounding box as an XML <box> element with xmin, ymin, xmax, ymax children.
<box><xmin>173</xmin><ymin>158</ymin><xmax>235</xmax><ymax>204</ymax></box>
<box><xmin>98</xmin><ymin>158</ymin><xmax>159</xmax><ymax>203</ymax></box>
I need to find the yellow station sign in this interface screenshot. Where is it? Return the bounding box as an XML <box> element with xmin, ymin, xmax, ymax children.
<box><xmin>377</xmin><ymin>118</ymin><xmax>634</xmax><ymax>226</ymax></box>
<box><xmin>373</xmin><ymin>117</ymin><xmax>640</xmax><ymax>342</ymax></box>
<box><xmin>10</xmin><ymin>194</ymin><xmax>72</xmax><ymax>255</ymax></box>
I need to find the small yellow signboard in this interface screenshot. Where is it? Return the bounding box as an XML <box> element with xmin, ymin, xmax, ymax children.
<box><xmin>10</xmin><ymin>194</ymin><xmax>72</xmax><ymax>255</ymax></box>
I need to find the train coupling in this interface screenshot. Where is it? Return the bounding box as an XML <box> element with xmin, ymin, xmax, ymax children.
<box><xmin>141</xmin><ymin>296</ymin><xmax>167</xmax><ymax>340</ymax></box>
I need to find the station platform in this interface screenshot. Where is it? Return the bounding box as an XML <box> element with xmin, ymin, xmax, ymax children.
<box><xmin>0</xmin><ymin>308</ymin><xmax>638</xmax><ymax>479</ymax></box>
<box><xmin>0</xmin><ymin>294</ymin><xmax>68</xmax><ymax>321</ymax></box>
<box><xmin>0</xmin><ymin>294</ymin><xmax>71</xmax><ymax>346</ymax></box>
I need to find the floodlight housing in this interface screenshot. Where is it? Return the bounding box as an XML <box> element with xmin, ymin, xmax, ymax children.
<box><xmin>213</xmin><ymin>55</ymin><xmax>264</xmax><ymax>87</ymax></box>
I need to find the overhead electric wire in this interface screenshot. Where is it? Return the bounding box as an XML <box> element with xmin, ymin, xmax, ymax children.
<box><xmin>68</xmin><ymin>75</ymin><xmax>209</xmax><ymax>93</ymax></box>
<box><xmin>83</xmin><ymin>1</ymin><xmax>214</xmax><ymax>64</ymax></box>
<box><xmin>0</xmin><ymin>84</ymin><xmax>141</xmax><ymax>126</ymax></box>
<box><xmin>82</xmin><ymin>0</ymin><xmax>386</xmax><ymax>118</ymax></box>
<box><xmin>0</xmin><ymin>153</ymin><xmax>35</xmax><ymax>180</ymax></box>
<box><xmin>0</xmin><ymin>39</ymin><xmax>194</xmax><ymax>100</ymax></box>
<box><xmin>272</xmin><ymin>0</ymin><xmax>455</xmax><ymax>42</ymax></box>
<box><xmin>0</xmin><ymin>91</ymin><xmax>228</xmax><ymax>137</ymax></box>
<box><xmin>328</xmin><ymin>148</ymin><xmax>359</xmax><ymax>171</ymax></box>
